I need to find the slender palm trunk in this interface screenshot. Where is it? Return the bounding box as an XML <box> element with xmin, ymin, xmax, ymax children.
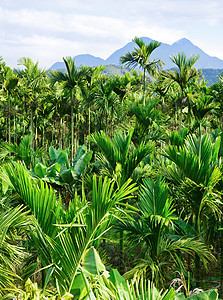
<box><xmin>220</xmin><ymin>219</ymin><xmax>223</xmax><ymax>297</ymax></box>
<box><xmin>14</xmin><ymin>104</ymin><xmax>18</xmax><ymax>144</ymax></box>
<box><xmin>76</xmin><ymin>113</ymin><xmax>79</xmax><ymax>151</ymax></box>
<box><xmin>179</xmin><ymin>104</ymin><xmax>182</xmax><ymax>132</ymax></box>
<box><xmin>42</xmin><ymin>126</ymin><xmax>45</xmax><ymax>148</ymax></box>
<box><xmin>194</xmin><ymin>220</ymin><xmax>200</xmax><ymax>287</ymax></box>
<box><xmin>30</xmin><ymin>105</ymin><xmax>34</xmax><ymax>148</ymax></box>
<box><xmin>51</xmin><ymin>129</ymin><xmax>54</xmax><ymax>145</ymax></box>
<box><xmin>175</xmin><ymin>102</ymin><xmax>178</xmax><ymax>130</ymax></box>
<box><xmin>63</xmin><ymin>119</ymin><xmax>66</xmax><ymax>149</ymax></box>
<box><xmin>71</xmin><ymin>90</ymin><xmax>74</xmax><ymax>162</ymax></box>
<box><xmin>120</xmin><ymin>231</ymin><xmax>124</xmax><ymax>274</ymax></box>
<box><xmin>8</xmin><ymin>97</ymin><xmax>11</xmax><ymax>144</ymax></box>
<box><xmin>88</xmin><ymin>106</ymin><xmax>91</xmax><ymax>150</ymax></box>
<box><xmin>13</xmin><ymin>109</ymin><xmax>16</xmax><ymax>144</ymax></box>
<box><xmin>60</xmin><ymin>118</ymin><xmax>63</xmax><ymax>148</ymax></box>
<box><xmin>143</xmin><ymin>68</ymin><xmax>146</xmax><ymax>106</ymax></box>
<box><xmin>23</xmin><ymin>114</ymin><xmax>25</xmax><ymax>136</ymax></box>
<box><xmin>35</xmin><ymin>127</ymin><xmax>38</xmax><ymax>150</ymax></box>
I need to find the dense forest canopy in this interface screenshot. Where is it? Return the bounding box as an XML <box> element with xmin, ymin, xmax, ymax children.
<box><xmin>0</xmin><ymin>37</ymin><xmax>223</xmax><ymax>299</ymax></box>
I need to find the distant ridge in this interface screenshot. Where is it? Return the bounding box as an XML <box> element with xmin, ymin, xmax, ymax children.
<box><xmin>48</xmin><ymin>37</ymin><xmax>223</xmax><ymax>70</ymax></box>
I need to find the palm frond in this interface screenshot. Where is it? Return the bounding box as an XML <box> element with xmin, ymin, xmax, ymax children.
<box><xmin>0</xmin><ymin>161</ymin><xmax>137</xmax><ymax>295</ymax></box>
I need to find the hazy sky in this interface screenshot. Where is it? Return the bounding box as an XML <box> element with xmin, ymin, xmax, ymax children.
<box><xmin>0</xmin><ymin>0</ymin><xmax>222</xmax><ymax>68</ymax></box>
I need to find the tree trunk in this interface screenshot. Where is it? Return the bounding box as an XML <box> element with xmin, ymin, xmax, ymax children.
<box><xmin>71</xmin><ymin>90</ymin><xmax>74</xmax><ymax>162</ymax></box>
<box><xmin>15</xmin><ymin>105</ymin><xmax>18</xmax><ymax>144</ymax></box>
<box><xmin>8</xmin><ymin>97</ymin><xmax>11</xmax><ymax>144</ymax></box>
<box><xmin>179</xmin><ymin>101</ymin><xmax>183</xmax><ymax>132</ymax></box>
<box><xmin>219</xmin><ymin>220</ymin><xmax>223</xmax><ymax>297</ymax></box>
<box><xmin>120</xmin><ymin>231</ymin><xmax>125</xmax><ymax>274</ymax></box>
<box><xmin>143</xmin><ymin>68</ymin><xmax>146</xmax><ymax>106</ymax></box>
<box><xmin>35</xmin><ymin>126</ymin><xmax>38</xmax><ymax>150</ymax></box>
<box><xmin>42</xmin><ymin>126</ymin><xmax>45</xmax><ymax>148</ymax></box>
<box><xmin>60</xmin><ymin>118</ymin><xmax>63</xmax><ymax>149</ymax></box>
<box><xmin>30</xmin><ymin>105</ymin><xmax>34</xmax><ymax>148</ymax></box>
<box><xmin>88</xmin><ymin>106</ymin><xmax>91</xmax><ymax>150</ymax></box>
<box><xmin>194</xmin><ymin>220</ymin><xmax>200</xmax><ymax>287</ymax></box>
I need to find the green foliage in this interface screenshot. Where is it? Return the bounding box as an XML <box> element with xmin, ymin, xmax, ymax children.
<box><xmin>176</xmin><ymin>289</ymin><xmax>218</xmax><ymax>300</ymax></box>
<box><xmin>33</xmin><ymin>145</ymin><xmax>93</xmax><ymax>192</ymax></box>
<box><xmin>1</xmin><ymin>45</ymin><xmax>223</xmax><ymax>296</ymax></box>
<box><xmin>0</xmin><ymin>135</ymin><xmax>45</xmax><ymax>170</ymax></box>
<box><xmin>88</xmin><ymin>129</ymin><xmax>154</xmax><ymax>186</ymax></box>
<box><xmin>120</xmin><ymin>37</ymin><xmax>162</xmax><ymax>104</ymax></box>
<box><xmin>162</xmin><ymin>133</ymin><xmax>222</xmax><ymax>242</ymax></box>
<box><xmin>116</xmin><ymin>178</ymin><xmax>214</xmax><ymax>287</ymax></box>
<box><xmin>120</xmin><ymin>37</ymin><xmax>162</xmax><ymax>74</ymax></box>
<box><xmin>0</xmin><ymin>161</ymin><xmax>137</xmax><ymax>295</ymax></box>
<box><xmin>0</xmin><ymin>206</ymin><xmax>30</xmax><ymax>296</ymax></box>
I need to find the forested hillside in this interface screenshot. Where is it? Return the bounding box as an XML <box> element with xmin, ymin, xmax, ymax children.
<box><xmin>0</xmin><ymin>38</ymin><xmax>223</xmax><ymax>299</ymax></box>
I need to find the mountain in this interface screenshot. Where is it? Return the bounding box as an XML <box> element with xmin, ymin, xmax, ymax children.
<box><xmin>48</xmin><ymin>54</ymin><xmax>105</xmax><ymax>71</ymax></box>
<box><xmin>48</xmin><ymin>37</ymin><xmax>223</xmax><ymax>70</ymax></box>
<box><xmin>71</xmin><ymin>54</ymin><xmax>105</xmax><ymax>67</ymax></box>
<box><xmin>104</xmin><ymin>37</ymin><xmax>223</xmax><ymax>69</ymax></box>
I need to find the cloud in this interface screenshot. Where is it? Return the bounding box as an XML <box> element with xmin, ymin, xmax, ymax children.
<box><xmin>0</xmin><ymin>0</ymin><xmax>223</xmax><ymax>68</ymax></box>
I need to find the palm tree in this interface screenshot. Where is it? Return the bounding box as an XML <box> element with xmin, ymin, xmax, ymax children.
<box><xmin>80</xmin><ymin>65</ymin><xmax>104</xmax><ymax>147</ymax></box>
<box><xmin>0</xmin><ymin>205</ymin><xmax>30</xmax><ymax>296</ymax></box>
<box><xmin>93</xmin><ymin>77</ymin><xmax>120</xmax><ymax>133</ymax></box>
<box><xmin>88</xmin><ymin>129</ymin><xmax>154</xmax><ymax>271</ymax></box>
<box><xmin>127</xmin><ymin>98</ymin><xmax>164</xmax><ymax>146</ymax></box>
<box><xmin>50</xmin><ymin>57</ymin><xmax>89</xmax><ymax>161</ymax></box>
<box><xmin>1</xmin><ymin>161</ymin><xmax>137</xmax><ymax>295</ymax></box>
<box><xmin>88</xmin><ymin>128</ymin><xmax>154</xmax><ymax>187</ymax></box>
<box><xmin>117</xmin><ymin>177</ymin><xmax>215</xmax><ymax>288</ymax></box>
<box><xmin>15</xmin><ymin>57</ymin><xmax>47</xmax><ymax>148</ymax></box>
<box><xmin>161</xmin><ymin>53</ymin><xmax>201</xmax><ymax>130</ymax></box>
<box><xmin>190</xmin><ymin>93</ymin><xmax>218</xmax><ymax>135</ymax></box>
<box><xmin>161</xmin><ymin>133</ymin><xmax>222</xmax><ymax>285</ymax></box>
<box><xmin>0</xmin><ymin>134</ymin><xmax>45</xmax><ymax>169</ymax></box>
<box><xmin>2</xmin><ymin>66</ymin><xmax>19</xmax><ymax>143</ymax></box>
<box><xmin>210</xmin><ymin>76</ymin><xmax>223</xmax><ymax>130</ymax></box>
<box><xmin>120</xmin><ymin>37</ymin><xmax>162</xmax><ymax>105</ymax></box>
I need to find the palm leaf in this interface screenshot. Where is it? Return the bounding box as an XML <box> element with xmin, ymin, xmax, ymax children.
<box><xmin>0</xmin><ymin>161</ymin><xmax>137</xmax><ymax>295</ymax></box>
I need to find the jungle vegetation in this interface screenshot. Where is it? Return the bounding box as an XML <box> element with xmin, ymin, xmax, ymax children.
<box><xmin>0</xmin><ymin>37</ymin><xmax>223</xmax><ymax>299</ymax></box>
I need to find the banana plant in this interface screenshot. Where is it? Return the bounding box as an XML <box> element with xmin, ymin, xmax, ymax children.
<box><xmin>32</xmin><ymin>145</ymin><xmax>93</xmax><ymax>196</ymax></box>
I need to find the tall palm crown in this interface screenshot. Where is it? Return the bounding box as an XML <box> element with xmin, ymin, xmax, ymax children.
<box><xmin>120</xmin><ymin>37</ymin><xmax>162</xmax><ymax>105</ymax></box>
<box><xmin>15</xmin><ymin>57</ymin><xmax>47</xmax><ymax>146</ymax></box>
<box><xmin>167</xmin><ymin>52</ymin><xmax>201</xmax><ymax>94</ymax></box>
<box><xmin>50</xmin><ymin>57</ymin><xmax>89</xmax><ymax>161</ymax></box>
<box><xmin>160</xmin><ymin>52</ymin><xmax>201</xmax><ymax>129</ymax></box>
<box><xmin>2</xmin><ymin>66</ymin><xmax>19</xmax><ymax>144</ymax></box>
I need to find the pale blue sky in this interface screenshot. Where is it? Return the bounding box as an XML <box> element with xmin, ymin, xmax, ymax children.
<box><xmin>0</xmin><ymin>0</ymin><xmax>222</xmax><ymax>68</ymax></box>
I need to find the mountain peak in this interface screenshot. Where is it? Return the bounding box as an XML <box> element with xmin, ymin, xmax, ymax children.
<box><xmin>49</xmin><ymin>37</ymin><xmax>223</xmax><ymax>71</ymax></box>
<box><xmin>173</xmin><ymin>38</ymin><xmax>193</xmax><ymax>45</ymax></box>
